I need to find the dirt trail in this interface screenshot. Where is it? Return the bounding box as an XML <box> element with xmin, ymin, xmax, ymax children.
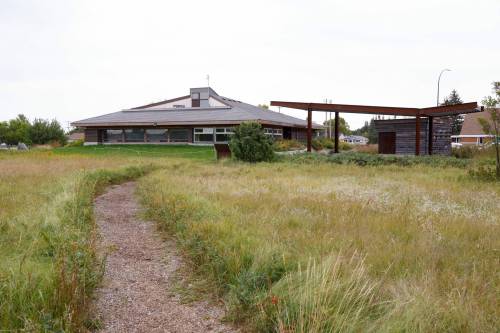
<box><xmin>92</xmin><ymin>182</ymin><xmax>235</xmax><ymax>333</ymax></box>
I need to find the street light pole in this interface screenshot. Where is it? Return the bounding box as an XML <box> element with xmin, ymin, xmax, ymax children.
<box><xmin>437</xmin><ymin>69</ymin><xmax>451</xmax><ymax>106</ymax></box>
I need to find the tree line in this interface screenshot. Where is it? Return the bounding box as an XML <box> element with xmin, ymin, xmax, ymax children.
<box><xmin>0</xmin><ymin>114</ymin><xmax>67</xmax><ymax>146</ymax></box>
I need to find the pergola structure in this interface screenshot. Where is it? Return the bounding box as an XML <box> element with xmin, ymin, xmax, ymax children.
<box><xmin>270</xmin><ymin>101</ymin><xmax>482</xmax><ymax>155</ymax></box>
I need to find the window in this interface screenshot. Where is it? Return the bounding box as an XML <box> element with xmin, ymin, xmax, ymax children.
<box><xmin>104</xmin><ymin>129</ymin><xmax>123</xmax><ymax>142</ymax></box>
<box><xmin>264</xmin><ymin>128</ymin><xmax>283</xmax><ymax>137</ymax></box>
<box><xmin>169</xmin><ymin>129</ymin><xmax>189</xmax><ymax>142</ymax></box>
<box><xmin>194</xmin><ymin>128</ymin><xmax>214</xmax><ymax>142</ymax></box>
<box><xmin>215</xmin><ymin>128</ymin><xmax>234</xmax><ymax>142</ymax></box>
<box><xmin>124</xmin><ymin>129</ymin><xmax>145</xmax><ymax>142</ymax></box>
<box><xmin>146</xmin><ymin>129</ymin><xmax>167</xmax><ymax>142</ymax></box>
<box><xmin>191</xmin><ymin>92</ymin><xmax>200</xmax><ymax>100</ymax></box>
<box><xmin>173</xmin><ymin>104</ymin><xmax>185</xmax><ymax>108</ymax></box>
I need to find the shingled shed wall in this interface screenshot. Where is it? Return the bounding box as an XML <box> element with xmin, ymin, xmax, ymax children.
<box><xmin>374</xmin><ymin>118</ymin><xmax>452</xmax><ymax>155</ymax></box>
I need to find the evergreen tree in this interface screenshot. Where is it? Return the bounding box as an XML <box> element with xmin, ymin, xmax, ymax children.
<box><xmin>229</xmin><ymin>122</ymin><xmax>274</xmax><ymax>162</ymax></box>
<box><xmin>441</xmin><ymin>89</ymin><xmax>464</xmax><ymax>135</ymax></box>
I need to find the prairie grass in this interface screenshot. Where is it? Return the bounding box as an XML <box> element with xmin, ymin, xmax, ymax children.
<box><xmin>139</xmin><ymin>160</ymin><xmax>500</xmax><ymax>332</ymax></box>
<box><xmin>0</xmin><ymin>150</ymin><xmax>155</xmax><ymax>330</ymax></box>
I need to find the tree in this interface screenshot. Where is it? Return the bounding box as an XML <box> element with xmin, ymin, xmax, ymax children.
<box><xmin>3</xmin><ymin>115</ymin><xmax>32</xmax><ymax>145</ymax></box>
<box><xmin>0</xmin><ymin>115</ymin><xmax>67</xmax><ymax>146</ymax></box>
<box><xmin>229</xmin><ymin>121</ymin><xmax>274</xmax><ymax>162</ymax></box>
<box><xmin>258</xmin><ymin>104</ymin><xmax>269</xmax><ymax>110</ymax></box>
<box><xmin>441</xmin><ymin>89</ymin><xmax>464</xmax><ymax>135</ymax></box>
<box><xmin>323</xmin><ymin>116</ymin><xmax>351</xmax><ymax>136</ymax></box>
<box><xmin>478</xmin><ymin>82</ymin><xmax>500</xmax><ymax>178</ymax></box>
<box><xmin>0</xmin><ymin>122</ymin><xmax>9</xmax><ymax>143</ymax></box>
<box><xmin>29</xmin><ymin>118</ymin><xmax>67</xmax><ymax>145</ymax></box>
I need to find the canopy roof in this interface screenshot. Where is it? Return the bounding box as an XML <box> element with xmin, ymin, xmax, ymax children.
<box><xmin>270</xmin><ymin>101</ymin><xmax>481</xmax><ymax>117</ymax></box>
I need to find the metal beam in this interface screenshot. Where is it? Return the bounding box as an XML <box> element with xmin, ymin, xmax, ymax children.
<box><xmin>415</xmin><ymin>115</ymin><xmax>421</xmax><ymax>156</ymax></box>
<box><xmin>270</xmin><ymin>101</ymin><xmax>480</xmax><ymax>117</ymax></box>
<box><xmin>334</xmin><ymin>112</ymin><xmax>339</xmax><ymax>153</ymax></box>
<box><xmin>428</xmin><ymin>116</ymin><xmax>433</xmax><ymax>155</ymax></box>
<box><xmin>307</xmin><ymin>107</ymin><xmax>312</xmax><ymax>152</ymax></box>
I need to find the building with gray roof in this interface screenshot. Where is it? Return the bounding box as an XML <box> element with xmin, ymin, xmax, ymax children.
<box><xmin>72</xmin><ymin>87</ymin><xmax>322</xmax><ymax>145</ymax></box>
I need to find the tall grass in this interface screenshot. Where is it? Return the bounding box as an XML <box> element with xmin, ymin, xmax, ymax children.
<box><xmin>0</xmin><ymin>150</ymin><xmax>154</xmax><ymax>331</ymax></box>
<box><xmin>139</xmin><ymin>160</ymin><xmax>499</xmax><ymax>332</ymax></box>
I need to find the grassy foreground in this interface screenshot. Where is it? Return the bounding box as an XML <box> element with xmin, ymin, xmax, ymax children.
<box><xmin>0</xmin><ymin>150</ymin><xmax>156</xmax><ymax>331</ymax></box>
<box><xmin>139</xmin><ymin>160</ymin><xmax>499</xmax><ymax>332</ymax></box>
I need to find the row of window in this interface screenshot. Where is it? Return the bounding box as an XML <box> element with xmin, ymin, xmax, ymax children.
<box><xmin>194</xmin><ymin>127</ymin><xmax>235</xmax><ymax>142</ymax></box>
<box><xmin>102</xmin><ymin>127</ymin><xmax>284</xmax><ymax>143</ymax></box>
<box><xmin>103</xmin><ymin>129</ymin><xmax>189</xmax><ymax>143</ymax></box>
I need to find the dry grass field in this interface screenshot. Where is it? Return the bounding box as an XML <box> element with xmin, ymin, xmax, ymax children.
<box><xmin>1</xmin><ymin>146</ymin><xmax>499</xmax><ymax>332</ymax></box>
<box><xmin>140</xmin><ymin>160</ymin><xmax>500</xmax><ymax>332</ymax></box>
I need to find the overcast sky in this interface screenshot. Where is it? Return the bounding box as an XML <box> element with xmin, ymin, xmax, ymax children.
<box><xmin>1</xmin><ymin>0</ymin><xmax>499</xmax><ymax>130</ymax></box>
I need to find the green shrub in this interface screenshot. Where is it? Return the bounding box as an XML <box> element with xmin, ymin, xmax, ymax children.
<box><xmin>339</xmin><ymin>141</ymin><xmax>353</xmax><ymax>151</ymax></box>
<box><xmin>229</xmin><ymin>122</ymin><xmax>274</xmax><ymax>162</ymax></box>
<box><xmin>452</xmin><ymin>146</ymin><xmax>478</xmax><ymax>159</ymax></box>
<box><xmin>319</xmin><ymin>138</ymin><xmax>334</xmax><ymax>149</ymax></box>
<box><xmin>66</xmin><ymin>139</ymin><xmax>84</xmax><ymax>147</ymax></box>
<box><xmin>312</xmin><ymin>138</ymin><xmax>353</xmax><ymax>151</ymax></box>
<box><xmin>468</xmin><ymin>165</ymin><xmax>500</xmax><ymax>182</ymax></box>
<box><xmin>273</xmin><ymin>139</ymin><xmax>305</xmax><ymax>152</ymax></box>
<box><xmin>311</xmin><ymin>139</ymin><xmax>323</xmax><ymax>151</ymax></box>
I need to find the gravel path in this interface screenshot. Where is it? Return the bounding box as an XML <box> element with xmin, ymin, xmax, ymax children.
<box><xmin>92</xmin><ymin>182</ymin><xmax>235</xmax><ymax>333</ymax></box>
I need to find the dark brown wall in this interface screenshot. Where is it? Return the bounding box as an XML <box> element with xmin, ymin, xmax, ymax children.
<box><xmin>374</xmin><ymin>118</ymin><xmax>452</xmax><ymax>155</ymax></box>
<box><xmin>84</xmin><ymin>128</ymin><xmax>99</xmax><ymax>143</ymax></box>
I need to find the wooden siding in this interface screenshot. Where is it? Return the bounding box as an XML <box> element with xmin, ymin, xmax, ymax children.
<box><xmin>374</xmin><ymin>118</ymin><xmax>452</xmax><ymax>155</ymax></box>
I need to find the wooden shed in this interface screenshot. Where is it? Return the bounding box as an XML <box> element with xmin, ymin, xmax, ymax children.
<box><xmin>374</xmin><ymin>118</ymin><xmax>452</xmax><ymax>155</ymax></box>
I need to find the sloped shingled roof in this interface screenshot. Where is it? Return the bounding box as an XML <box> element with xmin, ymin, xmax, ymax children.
<box><xmin>459</xmin><ymin>109</ymin><xmax>498</xmax><ymax>136</ymax></box>
<box><xmin>72</xmin><ymin>89</ymin><xmax>322</xmax><ymax>129</ymax></box>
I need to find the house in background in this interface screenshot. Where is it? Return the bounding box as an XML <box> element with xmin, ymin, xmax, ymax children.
<box><xmin>71</xmin><ymin>87</ymin><xmax>323</xmax><ymax>145</ymax></box>
<box><xmin>341</xmin><ymin>135</ymin><xmax>368</xmax><ymax>145</ymax></box>
<box><xmin>66</xmin><ymin>131</ymin><xmax>84</xmax><ymax>143</ymax></box>
<box><xmin>452</xmin><ymin>110</ymin><xmax>499</xmax><ymax>146</ymax></box>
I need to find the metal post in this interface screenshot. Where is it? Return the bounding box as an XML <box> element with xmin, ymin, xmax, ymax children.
<box><xmin>334</xmin><ymin>111</ymin><xmax>339</xmax><ymax>153</ymax></box>
<box><xmin>415</xmin><ymin>115</ymin><xmax>421</xmax><ymax>155</ymax></box>
<box><xmin>307</xmin><ymin>108</ymin><xmax>312</xmax><ymax>152</ymax></box>
<box><xmin>428</xmin><ymin>116</ymin><xmax>433</xmax><ymax>155</ymax></box>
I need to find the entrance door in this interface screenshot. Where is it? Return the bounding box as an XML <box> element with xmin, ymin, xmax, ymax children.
<box><xmin>283</xmin><ymin>127</ymin><xmax>292</xmax><ymax>140</ymax></box>
<box><xmin>378</xmin><ymin>132</ymin><xmax>396</xmax><ymax>154</ymax></box>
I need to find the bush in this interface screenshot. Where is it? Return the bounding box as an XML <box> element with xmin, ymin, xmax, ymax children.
<box><xmin>311</xmin><ymin>139</ymin><xmax>324</xmax><ymax>151</ymax></box>
<box><xmin>319</xmin><ymin>138</ymin><xmax>334</xmax><ymax>149</ymax></box>
<box><xmin>66</xmin><ymin>139</ymin><xmax>84</xmax><ymax>147</ymax></box>
<box><xmin>452</xmin><ymin>146</ymin><xmax>478</xmax><ymax>159</ymax></box>
<box><xmin>339</xmin><ymin>141</ymin><xmax>353</xmax><ymax>151</ymax></box>
<box><xmin>468</xmin><ymin>165</ymin><xmax>500</xmax><ymax>182</ymax></box>
<box><xmin>30</xmin><ymin>119</ymin><xmax>67</xmax><ymax>145</ymax></box>
<box><xmin>312</xmin><ymin>138</ymin><xmax>353</xmax><ymax>151</ymax></box>
<box><xmin>273</xmin><ymin>139</ymin><xmax>305</xmax><ymax>152</ymax></box>
<box><xmin>229</xmin><ymin>122</ymin><xmax>274</xmax><ymax>162</ymax></box>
